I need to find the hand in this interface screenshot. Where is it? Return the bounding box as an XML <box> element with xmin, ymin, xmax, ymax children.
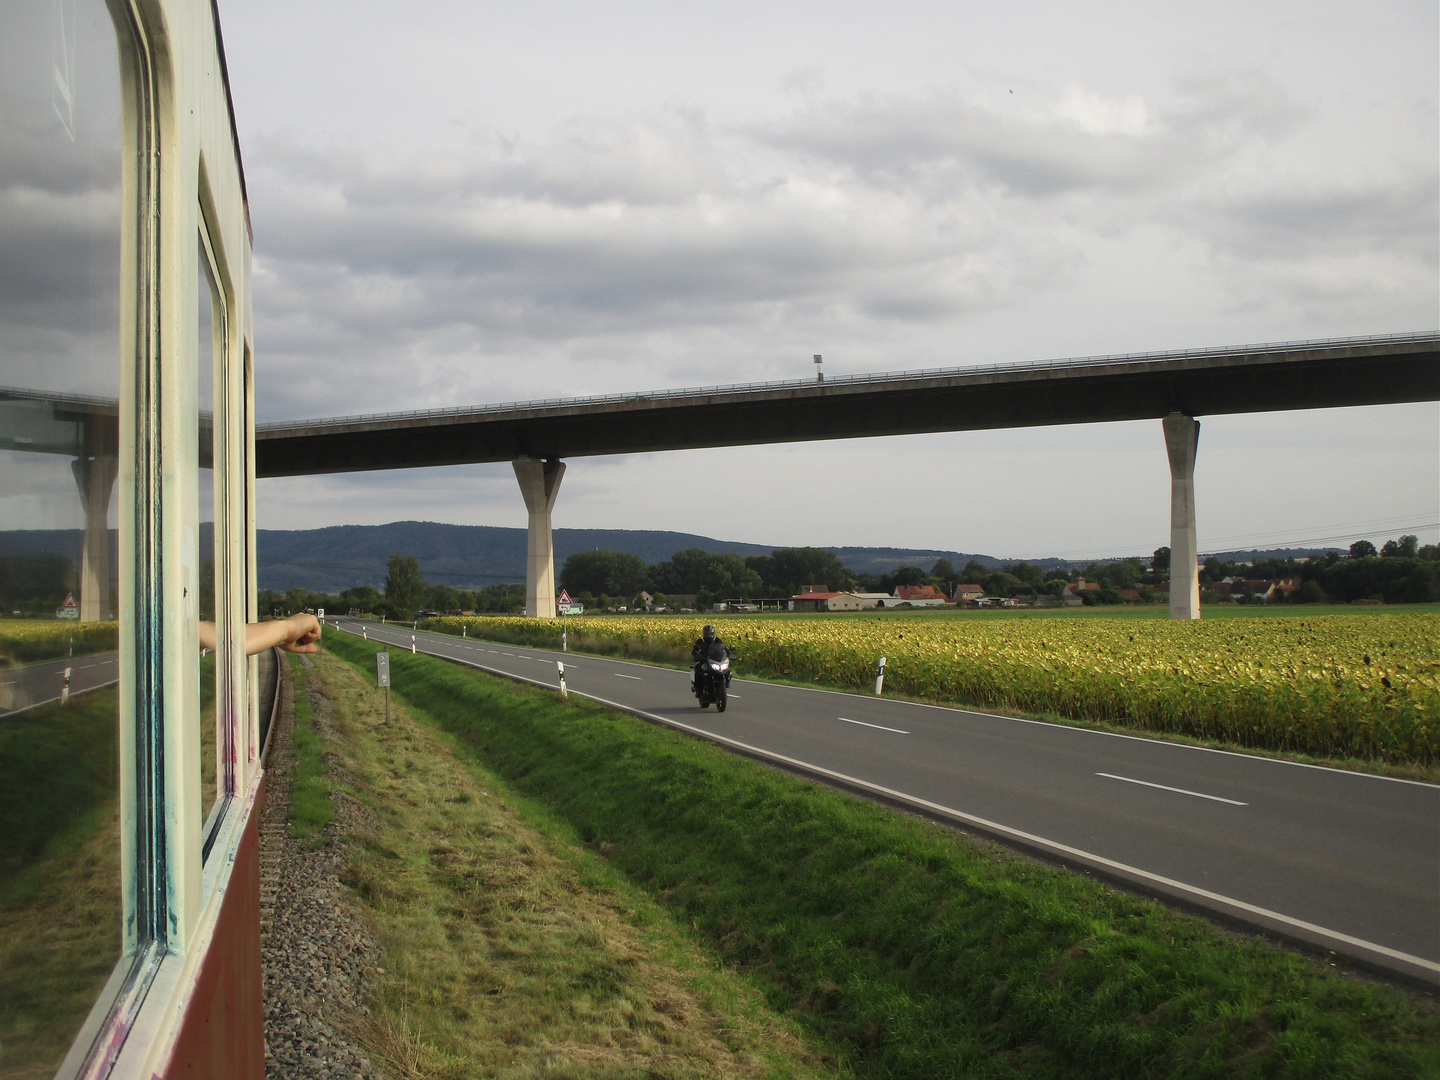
<box><xmin>270</xmin><ymin>613</ymin><xmax>322</xmax><ymax>655</ymax></box>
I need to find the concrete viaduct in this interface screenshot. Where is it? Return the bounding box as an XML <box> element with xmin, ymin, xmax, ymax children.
<box><xmin>7</xmin><ymin>333</ymin><xmax>1434</xmax><ymax>622</ymax></box>
<box><xmin>252</xmin><ymin>331</ymin><xmax>1439</xmax><ymax>619</ymax></box>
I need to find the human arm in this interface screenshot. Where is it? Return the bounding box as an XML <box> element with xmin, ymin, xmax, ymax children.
<box><xmin>197</xmin><ymin>613</ymin><xmax>322</xmax><ymax>657</ymax></box>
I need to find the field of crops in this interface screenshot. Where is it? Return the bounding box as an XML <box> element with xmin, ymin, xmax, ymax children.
<box><xmin>429</xmin><ymin>612</ymin><xmax>1440</xmax><ymax>766</ymax></box>
<box><xmin>0</xmin><ymin>620</ymin><xmax>118</xmax><ymax>667</ymax></box>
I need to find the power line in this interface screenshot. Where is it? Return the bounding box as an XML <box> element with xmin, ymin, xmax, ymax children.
<box><xmin>1009</xmin><ymin>521</ymin><xmax>1437</xmax><ymax>564</ymax></box>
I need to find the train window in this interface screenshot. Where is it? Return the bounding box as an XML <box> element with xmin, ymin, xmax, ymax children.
<box><xmin>243</xmin><ymin>341</ymin><xmax>259</xmax><ymax>773</ymax></box>
<box><xmin>0</xmin><ymin>0</ymin><xmax>126</xmax><ymax>1071</ymax></box>
<box><xmin>196</xmin><ymin>233</ymin><xmax>221</xmax><ymax>834</ymax></box>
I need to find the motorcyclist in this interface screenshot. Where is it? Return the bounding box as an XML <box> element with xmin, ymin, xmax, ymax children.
<box><xmin>691</xmin><ymin>624</ymin><xmax>725</xmax><ymax>689</ymax></box>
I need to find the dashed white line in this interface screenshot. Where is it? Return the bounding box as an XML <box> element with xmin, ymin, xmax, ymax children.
<box><xmin>1096</xmin><ymin>772</ymin><xmax>1248</xmax><ymax>806</ymax></box>
<box><xmin>837</xmin><ymin>716</ymin><xmax>909</xmax><ymax>734</ymax></box>
<box><xmin>614</xmin><ymin>673</ymin><xmax>642</xmax><ymax>681</ymax></box>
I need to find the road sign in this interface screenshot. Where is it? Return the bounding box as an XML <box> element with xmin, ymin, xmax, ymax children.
<box><xmin>376</xmin><ymin>652</ymin><xmax>390</xmax><ymax>687</ymax></box>
<box><xmin>57</xmin><ymin>593</ymin><xmax>79</xmax><ymax>620</ymax></box>
<box><xmin>557</xmin><ymin>589</ymin><xmax>572</xmax><ymax>606</ymax></box>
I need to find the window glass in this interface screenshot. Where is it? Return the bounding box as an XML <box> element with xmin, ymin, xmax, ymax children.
<box><xmin>0</xmin><ymin>0</ymin><xmax>124</xmax><ymax>1072</ymax></box>
<box><xmin>197</xmin><ymin>239</ymin><xmax>219</xmax><ymax>830</ymax></box>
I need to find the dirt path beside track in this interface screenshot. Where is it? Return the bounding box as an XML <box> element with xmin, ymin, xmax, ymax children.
<box><xmin>259</xmin><ymin>658</ymin><xmax>393</xmax><ymax>1080</ymax></box>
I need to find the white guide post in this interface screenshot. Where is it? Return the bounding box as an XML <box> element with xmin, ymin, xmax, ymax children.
<box><xmin>513</xmin><ymin>456</ymin><xmax>566</xmax><ymax>618</ymax></box>
<box><xmin>71</xmin><ymin>452</ymin><xmax>118</xmax><ymax>623</ymax></box>
<box><xmin>1163</xmin><ymin>413</ymin><xmax>1201</xmax><ymax>620</ymax></box>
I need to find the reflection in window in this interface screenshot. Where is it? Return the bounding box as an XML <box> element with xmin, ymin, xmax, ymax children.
<box><xmin>0</xmin><ymin>0</ymin><xmax>125</xmax><ymax>1073</ymax></box>
<box><xmin>198</xmin><ymin>239</ymin><xmax>219</xmax><ymax>830</ymax></box>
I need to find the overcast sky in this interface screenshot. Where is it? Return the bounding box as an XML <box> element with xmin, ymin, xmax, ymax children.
<box><xmin>223</xmin><ymin>0</ymin><xmax>1438</xmax><ymax>559</ymax></box>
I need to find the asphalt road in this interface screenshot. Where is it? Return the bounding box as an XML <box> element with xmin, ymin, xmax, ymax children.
<box><xmin>0</xmin><ymin>651</ymin><xmax>119</xmax><ymax>717</ymax></box>
<box><xmin>332</xmin><ymin>616</ymin><xmax>1440</xmax><ymax>986</ymax></box>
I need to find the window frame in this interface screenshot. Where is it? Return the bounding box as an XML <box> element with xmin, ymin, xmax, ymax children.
<box><xmin>56</xmin><ymin>0</ymin><xmax>262</xmax><ymax>1074</ymax></box>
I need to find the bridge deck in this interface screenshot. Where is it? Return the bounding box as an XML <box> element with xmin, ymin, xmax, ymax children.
<box><xmin>252</xmin><ymin>333</ymin><xmax>1438</xmax><ymax>477</ymax></box>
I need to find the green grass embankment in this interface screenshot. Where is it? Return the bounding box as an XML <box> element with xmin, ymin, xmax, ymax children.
<box><xmin>286</xmin><ymin>653</ymin><xmax>333</xmax><ymax>840</ymax></box>
<box><xmin>324</xmin><ymin>632</ymin><xmax>1439</xmax><ymax>1079</ymax></box>
<box><xmin>309</xmin><ymin>648</ymin><xmax>840</xmax><ymax>1078</ymax></box>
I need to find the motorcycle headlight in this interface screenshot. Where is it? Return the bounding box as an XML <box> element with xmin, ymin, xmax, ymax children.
<box><xmin>709</xmin><ymin>659</ymin><xmax>726</xmax><ymax>671</ymax></box>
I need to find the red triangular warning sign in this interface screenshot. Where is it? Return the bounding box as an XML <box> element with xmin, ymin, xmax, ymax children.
<box><xmin>557</xmin><ymin>590</ymin><xmax>572</xmax><ymax>605</ymax></box>
<box><xmin>61</xmin><ymin>593</ymin><xmax>78</xmax><ymax>610</ymax></box>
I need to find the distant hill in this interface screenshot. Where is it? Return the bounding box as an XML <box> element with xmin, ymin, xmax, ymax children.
<box><xmin>253</xmin><ymin>522</ymin><xmax>1011</xmax><ymax>593</ymax></box>
<box><xmin>255</xmin><ymin>522</ymin><xmax>775</xmax><ymax>593</ymax></box>
<box><xmin>2</xmin><ymin>524</ymin><xmax>1348</xmax><ymax>595</ymax></box>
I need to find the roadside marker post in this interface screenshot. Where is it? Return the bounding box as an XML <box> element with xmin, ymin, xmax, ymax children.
<box><xmin>411</xmin><ymin>634</ymin><xmax>416</xmax><ymax>654</ymax></box>
<box><xmin>377</xmin><ymin>649</ymin><xmax>391</xmax><ymax>724</ymax></box>
<box><xmin>557</xmin><ymin>661</ymin><xmax>567</xmax><ymax>699</ymax></box>
<box><xmin>61</xmin><ymin>666</ymin><xmax>72</xmax><ymax>705</ymax></box>
<box><xmin>462</xmin><ymin>626</ymin><xmax>466</xmax><ymax>638</ymax></box>
<box><xmin>363</xmin><ymin>627</ymin><xmax>367</xmax><ymax>640</ymax></box>
<box><xmin>874</xmin><ymin>656</ymin><xmax>887</xmax><ymax>696</ymax></box>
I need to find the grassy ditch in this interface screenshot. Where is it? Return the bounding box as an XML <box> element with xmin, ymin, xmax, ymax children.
<box><xmin>304</xmin><ymin>648</ymin><xmax>842</xmax><ymax>1079</ymax></box>
<box><xmin>285</xmin><ymin>654</ymin><xmax>333</xmax><ymax>840</ymax></box>
<box><xmin>326</xmin><ymin>631</ymin><xmax>1439</xmax><ymax>1079</ymax></box>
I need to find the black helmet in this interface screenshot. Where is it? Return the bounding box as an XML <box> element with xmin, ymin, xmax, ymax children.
<box><xmin>702</xmin><ymin>625</ymin><xmax>716</xmax><ymax>640</ymax></box>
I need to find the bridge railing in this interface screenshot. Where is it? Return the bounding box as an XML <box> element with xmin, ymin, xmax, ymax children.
<box><xmin>253</xmin><ymin>329</ymin><xmax>1438</xmax><ymax>434</ymax></box>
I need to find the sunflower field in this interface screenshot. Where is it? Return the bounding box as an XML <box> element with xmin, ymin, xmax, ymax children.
<box><xmin>0</xmin><ymin>620</ymin><xmax>118</xmax><ymax>667</ymax></box>
<box><xmin>430</xmin><ymin>612</ymin><xmax>1440</xmax><ymax>765</ymax></box>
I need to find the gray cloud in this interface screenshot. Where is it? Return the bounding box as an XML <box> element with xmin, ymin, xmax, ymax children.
<box><xmin>758</xmin><ymin>73</ymin><xmax>1305</xmax><ymax>198</ymax></box>
<box><xmin>243</xmin><ymin>74</ymin><xmax>1366</xmax><ymax>421</ymax></box>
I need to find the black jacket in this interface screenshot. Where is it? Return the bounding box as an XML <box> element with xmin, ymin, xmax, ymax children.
<box><xmin>692</xmin><ymin>636</ymin><xmax>724</xmax><ymax>661</ymax></box>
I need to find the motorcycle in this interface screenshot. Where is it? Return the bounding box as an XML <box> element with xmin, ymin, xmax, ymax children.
<box><xmin>692</xmin><ymin>640</ymin><xmax>732</xmax><ymax>712</ymax></box>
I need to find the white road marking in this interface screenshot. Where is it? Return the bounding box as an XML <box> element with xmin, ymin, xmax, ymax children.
<box><xmin>837</xmin><ymin>716</ymin><xmax>909</xmax><ymax>734</ymax></box>
<box><xmin>1096</xmin><ymin>772</ymin><xmax>1248</xmax><ymax>806</ymax></box>
<box><xmin>614</xmin><ymin>673</ymin><xmax>642</xmax><ymax>681</ymax></box>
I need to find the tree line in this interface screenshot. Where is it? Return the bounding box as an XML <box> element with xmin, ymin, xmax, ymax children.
<box><xmin>258</xmin><ymin>553</ymin><xmax>527</xmax><ymax>622</ymax></box>
<box><xmin>254</xmin><ymin>534</ymin><xmax>1439</xmax><ymax>620</ymax></box>
<box><xmin>564</xmin><ymin>547</ymin><xmax>1154</xmax><ymax>609</ymax></box>
<box><xmin>1202</xmin><ymin>535</ymin><xmax>1438</xmax><ymax>605</ymax></box>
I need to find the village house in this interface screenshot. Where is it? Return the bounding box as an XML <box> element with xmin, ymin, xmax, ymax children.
<box><xmin>894</xmin><ymin>584</ymin><xmax>948</xmax><ymax>607</ymax></box>
<box><xmin>1159</xmin><ymin>577</ymin><xmax>1302</xmax><ymax>602</ymax></box>
<box><xmin>790</xmin><ymin>590</ymin><xmax>844</xmax><ymax>612</ymax></box>
<box><xmin>1061</xmin><ymin>578</ymin><xmax>1101</xmax><ymax>605</ymax></box>
<box><xmin>952</xmin><ymin>583</ymin><xmax>986</xmax><ymax>605</ymax></box>
<box><xmin>849</xmin><ymin>592</ymin><xmax>894</xmax><ymax>609</ymax></box>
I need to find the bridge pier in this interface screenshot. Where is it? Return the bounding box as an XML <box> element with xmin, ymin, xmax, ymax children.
<box><xmin>71</xmin><ymin>450</ymin><xmax>117</xmax><ymax>623</ymax></box>
<box><xmin>1163</xmin><ymin>413</ymin><xmax>1201</xmax><ymax>620</ymax></box>
<box><xmin>513</xmin><ymin>456</ymin><xmax>565</xmax><ymax>618</ymax></box>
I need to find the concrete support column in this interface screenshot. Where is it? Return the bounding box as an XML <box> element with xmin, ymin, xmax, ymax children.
<box><xmin>71</xmin><ymin>452</ymin><xmax>118</xmax><ymax>623</ymax></box>
<box><xmin>1162</xmin><ymin>413</ymin><xmax>1201</xmax><ymax>620</ymax></box>
<box><xmin>513</xmin><ymin>456</ymin><xmax>565</xmax><ymax>618</ymax></box>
